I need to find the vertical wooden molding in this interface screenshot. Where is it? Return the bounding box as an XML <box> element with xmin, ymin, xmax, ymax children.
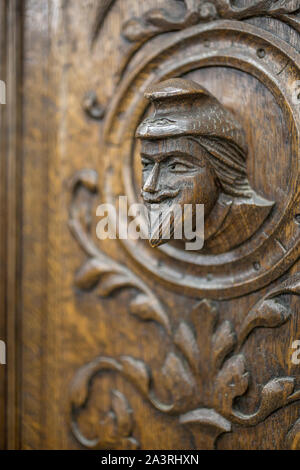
<box><xmin>0</xmin><ymin>0</ymin><xmax>7</xmax><ymax>451</ymax></box>
<box><xmin>0</xmin><ymin>0</ymin><xmax>23</xmax><ymax>450</ymax></box>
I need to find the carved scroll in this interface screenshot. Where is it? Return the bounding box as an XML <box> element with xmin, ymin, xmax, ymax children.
<box><xmin>68</xmin><ymin>0</ymin><xmax>300</xmax><ymax>450</ymax></box>
<box><xmin>68</xmin><ymin>271</ymin><xmax>300</xmax><ymax>448</ymax></box>
<box><xmin>68</xmin><ymin>176</ymin><xmax>300</xmax><ymax>450</ymax></box>
<box><xmin>69</xmin><ymin>169</ymin><xmax>170</xmax><ymax>333</ymax></box>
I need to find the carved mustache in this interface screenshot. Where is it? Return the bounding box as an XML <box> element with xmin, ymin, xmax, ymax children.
<box><xmin>141</xmin><ymin>189</ymin><xmax>180</xmax><ymax>203</ymax></box>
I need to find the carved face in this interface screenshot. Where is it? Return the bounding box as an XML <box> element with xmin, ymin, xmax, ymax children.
<box><xmin>140</xmin><ymin>137</ymin><xmax>219</xmax><ymax>247</ymax></box>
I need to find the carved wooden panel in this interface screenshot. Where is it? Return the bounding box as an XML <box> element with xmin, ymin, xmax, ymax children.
<box><xmin>3</xmin><ymin>0</ymin><xmax>300</xmax><ymax>450</ymax></box>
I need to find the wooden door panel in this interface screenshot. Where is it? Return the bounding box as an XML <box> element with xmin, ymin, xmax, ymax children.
<box><xmin>1</xmin><ymin>0</ymin><xmax>300</xmax><ymax>449</ymax></box>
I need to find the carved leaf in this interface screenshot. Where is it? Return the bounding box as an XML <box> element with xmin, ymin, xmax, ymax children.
<box><xmin>81</xmin><ymin>390</ymin><xmax>138</xmax><ymax>450</ymax></box>
<box><xmin>286</xmin><ymin>417</ymin><xmax>300</xmax><ymax>450</ymax></box>
<box><xmin>174</xmin><ymin>322</ymin><xmax>200</xmax><ymax>372</ymax></box>
<box><xmin>122</xmin><ymin>0</ymin><xmax>300</xmax><ymax>46</ymax></box>
<box><xmin>144</xmin><ymin>3</ymin><xmax>199</xmax><ymax>28</ymax></box>
<box><xmin>179</xmin><ymin>408</ymin><xmax>231</xmax><ymax>450</ymax></box>
<box><xmin>129</xmin><ymin>294</ymin><xmax>170</xmax><ymax>332</ymax></box>
<box><xmin>75</xmin><ymin>258</ymin><xmax>111</xmax><ymax>289</ymax></box>
<box><xmin>191</xmin><ymin>299</ymin><xmax>218</xmax><ymax>376</ymax></box>
<box><xmin>70</xmin><ymin>168</ymin><xmax>98</xmax><ymax>193</ymax></box>
<box><xmin>216</xmin><ymin>0</ymin><xmax>300</xmax><ymax>16</ymax></box>
<box><xmin>99</xmin><ymin>411</ymin><xmax>116</xmax><ymax>443</ymax></box>
<box><xmin>122</xmin><ymin>18</ymin><xmax>158</xmax><ymax>42</ymax></box>
<box><xmin>120</xmin><ymin>356</ymin><xmax>150</xmax><ymax>396</ymax></box>
<box><xmin>160</xmin><ymin>352</ymin><xmax>197</xmax><ymax>411</ymax></box>
<box><xmin>191</xmin><ymin>299</ymin><xmax>218</xmax><ymax>342</ymax></box>
<box><xmin>97</xmin><ymin>273</ymin><xmax>133</xmax><ymax>296</ymax></box>
<box><xmin>180</xmin><ymin>407</ymin><xmax>231</xmax><ymax>432</ymax></box>
<box><xmin>76</xmin><ymin>262</ymin><xmax>140</xmax><ymax>297</ymax></box>
<box><xmin>69</xmin><ymin>357</ymin><xmax>121</xmax><ymax>410</ymax></box>
<box><xmin>69</xmin><ymin>168</ymin><xmax>170</xmax><ymax>337</ymax></box>
<box><xmin>238</xmin><ymin>273</ymin><xmax>300</xmax><ymax>347</ymax></box>
<box><xmin>268</xmin><ymin>0</ymin><xmax>300</xmax><ymax>14</ymax></box>
<box><xmin>238</xmin><ymin>299</ymin><xmax>291</xmax><ymax>348</ymax></box>
<box><xmin>253</xmin><ymin>377</ymin><xmax>295</xmax><ymax>422</ymax></box>
<box><xmin>213</xmin><ymin>354</ymin><xmax>249</xmax><ymax>416</ymax></box>
<box><xmin>122</xmin><ymin>0</ymin><xmax>198</xmax><ymax>42</ymax></box>
<box><xmin>91</xmin><ymin>0</ymin><xmax>117</xmax><ymax>47</ymax></box>
<box><xmin>216</xmin><ymin>0</ymin><xmax>300</xmax><ymax>33</ymax></box>
<box><xmin>231</xmin><ymin>377</ymin><xmax>295</xmax><ymax>426</ymax></box>
<box><xmin>145</xmin><ymin>8</ymin><xmax>183</xmax><ymax>28</ymax></box>
<box><xmin>111</xmin><ymin>390</ymin><xmax>133</xmax><ymax>437</ymax></box>
<box><xmin>212</xmin><ymin>320</ymin><xmax>237</xmax><ymax>370</ymax></box>
<box><xmin>69</xmin><ymin>358</ymin><xmax>139</xmax><ymax>450</ymax></box>
<box><xmin>269</xmin><ymin>272</ymin><xmax>300</xmax><ymax>297</ymax></box>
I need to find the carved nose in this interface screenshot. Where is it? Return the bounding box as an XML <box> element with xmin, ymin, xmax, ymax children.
<box><xmin>143</xmin><ymin>163</ymin><xmax>160</xmax><ymax>193</ymax></box>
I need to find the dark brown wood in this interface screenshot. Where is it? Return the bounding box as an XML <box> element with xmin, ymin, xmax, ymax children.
<box><xmin>1</xmin><ymin>0</ymin><xmax>300</xmax><ymax>450</ymax></box>
<box><xmin>0</xmin><ymin>0</ymin><xmax>23</xmax><ymax>450</ymax></box>
<box><xmin>136</xmin><ymin>77</ymin><xmax>274</xmax><ymax>251</ymax></box>
<box><xmin>0</xmin><ymin>0</ymin><xmax>7</xmax><ymax>451</ymax></box>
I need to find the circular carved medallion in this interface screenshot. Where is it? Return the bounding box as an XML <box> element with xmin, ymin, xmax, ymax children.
<box><xmin>102</xmin><ymin>20</ymin><xmax>300</xmax><ymax>299</ymax></box>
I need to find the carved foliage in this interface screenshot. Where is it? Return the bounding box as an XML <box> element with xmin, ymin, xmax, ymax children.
<box><xmin>69</xmin><ymin>284</ymin><xmax>300</xmax><ymax>448</ymax></box>
<box><xmin>68</xmin><ymin>174</ymin><xmax>300</xmax><ymax>450</ymax></box>
<box><xmin>286</xmin><ymin>417</ymin><xmax>300</xmax><ymax>449</ymax></box>
<box><xmin>72</xmin><ymin>0</ymin><xmax>300</xmax><ymax>450</ymax></box>
<box><xmin>90</xmin><ymin>1</ymin><xmax>300</xmax><ymax>87</ymax></box>
<box><xmin>69</xmin><ymin>169</ymin><xmax>170</xmax><ymax>333</ymax></box>
<box><xmin>70</xmin><ymin>357</ymin><xmax>138</xmax><ymax>449</ymax></box>
<box><xmin>122</xmin><ymin>0</ymin><xmax>300</xmax><ymax>44</ymax></box>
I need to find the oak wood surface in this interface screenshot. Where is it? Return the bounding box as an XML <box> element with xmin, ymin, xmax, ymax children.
<box><xmin>1</xmin><ymin>0</ymin><xmax>300</xmax><ymax>450</ymax></box>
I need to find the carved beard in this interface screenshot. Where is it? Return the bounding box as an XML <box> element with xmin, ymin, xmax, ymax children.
<box><xmin>147</xmin><ymin>200</ymin><xmax>192</xmax><ymax>248</ymax></box>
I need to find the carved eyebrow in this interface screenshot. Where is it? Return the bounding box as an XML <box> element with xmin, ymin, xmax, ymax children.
<box><xmin>140</xmin><ymin>153</ymin><xmax>155</xmax><ymax>161</ymax></box>
<box><xmin>140</xmin><ymin>152</ymin><xmax>166</xmax><ymax>162</ymax></box>
<box><xmin>167</xmin><ymin>154</ymin><xmax>204</xmax><ymax>167</ymax></box>
<box><xmin>141</xmin><ymin>150</ymin><xmax>205</xmax><ymax>165</ymax></box>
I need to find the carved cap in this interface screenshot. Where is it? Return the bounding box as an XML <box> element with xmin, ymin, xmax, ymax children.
<box><xmin>136</xmin><ymin>78</ymin><xmax>247</xmax><ymax>154</ymax></box>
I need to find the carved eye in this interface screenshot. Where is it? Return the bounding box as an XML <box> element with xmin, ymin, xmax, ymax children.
<box><xmin>142</xmin><ymin>160</ymin><xmax>153</xmax><ymax>170</ymax></box>
<box><xmin>168</xmin><ymin>162</ymin><xmax>191</xmax><ymax>173</ymax></box>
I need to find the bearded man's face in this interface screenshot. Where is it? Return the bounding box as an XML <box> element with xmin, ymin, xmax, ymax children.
<box><xmin>140</xmin><ymin>137</ymin><xmax>219</xmax><ymax>247</ymax></box>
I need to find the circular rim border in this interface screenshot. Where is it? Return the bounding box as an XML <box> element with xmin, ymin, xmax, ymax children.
<box><xmin>103</xmin><ymin>21</ymin><xmax>300</xmax><ymax>299</ymax></box>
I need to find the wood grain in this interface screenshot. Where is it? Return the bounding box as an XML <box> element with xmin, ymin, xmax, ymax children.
<box><xmin>0</xmin><ymin>0</ymin><xmax>23</xmax><ymax>450</ymax></box>
<box><xmin>1</xmin><ymin>0</ymin><xmax>299</xmax><ymax>449</ymax></box>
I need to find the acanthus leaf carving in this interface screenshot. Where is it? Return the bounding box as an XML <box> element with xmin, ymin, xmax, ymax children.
<box><xmin>72</xmin><ymin>388</ymin><xmax>139</xmax><ymax>450</ymax></box>
<box><xmin>71</xmin><ymin>0</ymin><xmax>300</xmax><ymax>450</ymax></box>
<box><xmin>69</xmin><ymin>169</ymin><xmax>171</xmax><ymax>333</ymax></box>
<box><xmin>69</xmin><ymin>357</ymin><xmax>139</xmax><ymax>449</ymax></box>
<box><xmin>120</xmin><ymin>356</ymin><xmax>151</xmax><ymax>397</ymax></box>
<box><xmin>129</xmin><ymin>294</ymin><xmax>170</xmax><ymax>328</ymax></box>
<box><xmin>122</xmin><ymin>0</ymin><xmax>300</xmax><ymax>45</ymax></box>
<box><xmin>68</xmin><ymin>200</ymin><xmax>300</xmax><ymax>450</ymax></box>
<box><xmin>216</xmin><ymin>0</ymin><xmax>300</xmax><ymax>18</ymax></box>
<box><xmin>91</xmin><ymin>0</ymin><xmax>300</xmax><ymax>50</ymax></box>
<box><xmin>75</xmin><ymin>258</ymin><xmax>112</xmax><ymax>290</ymax></box>
<box><xmin>237</xmin><ymin>273</ymin><xmax>300</xmax><ymax>348</ymax></box>
<box><xmin>122</xmin><ymin>0</ymin><xmax>206</xmax><ymax>43</ymax></box>
<box><xmin>179</xmin><ymin>408</ymin><xmax>231</xmax><ymax>450</ymax></box>
<box><xmin>231</xmin><ymin>377</ymin><xmax>295</xmax><ymax>426</ymax></box>
<box><xmin>212</xmin><ymin>320</ymin><xmax>237</xmax><ymax>371</ymax></box>
<box><xmin>213</xmin><ymin>354</ymin><xmax>249</xmax><ymax>417</ymax></box>
<box><xmin>159</xmin><ymin>352</ymin><xmax>197</xmax><ymax>412</ymax></box>
<box><xmin>286</xmin><ymin>417</ymin><xmax>300</xmax><ymax>449</ymax></box>
<box><xmin>174</xmin><ymin>322</ymin><xmax>200</xmax><ymax>374</ymax></box>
